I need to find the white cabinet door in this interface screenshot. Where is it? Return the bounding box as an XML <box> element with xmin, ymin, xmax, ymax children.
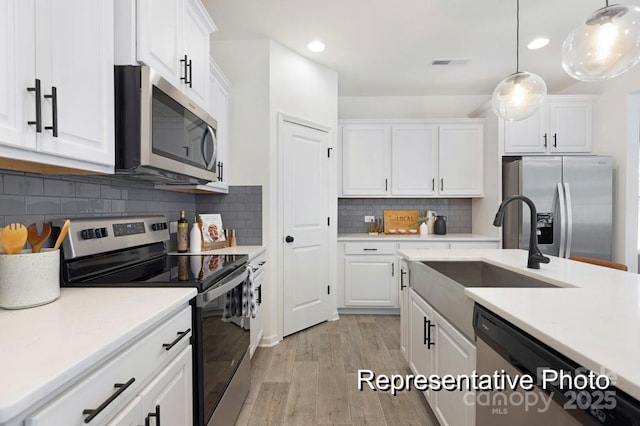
<box><xmin>399</xmin><ymin>259</ymin><xmax>410</xmax><ymax>361</ymax></box>
<box><xmin>183</xmin><ymin>0</ymin><xmax>210</xmax><ymax>108</ymax></box>
<box><xmin>0</xmin><ymin>0</ymin><xmax>35</xmax><ymax>151</ymax></box>
<box><xmin>503</xmin><ymin>110</ymin><xmax>546</xmax><ymax>153</ymax></box>
<box><xmin>344</xmin><ymin>255</ymin><xmax>397</xmax><ymax>307</ymax></box>
<box><xmin>438</xmin><ymin>124</ymin><xmax>483</xmax><ymax>196</ymax></box>
<box><xmin>391</xmin><ymin>125</ymin><xmax>438</xmax><ymax>196</ymax></box>
<box><xmin>210</xmin><ymin>60</ymin><xmax>230</xmax><ymax>185</ymax></box>
<box><xmin>106</xmin><ymin>396</ymin><xmax>143</xmax><ymax>426</ymax></box>
<box><xmin>548</xmin><ymin>101</ymin><xmax>592</xmax><ymax>153</ymax></box>
<box><xmin>341</xmin><ymin>125</ymin><xmax>391</xmax><ymax>196</ymax></box>
<box><xmin>137</xmin><ymin>0</ymin><xmax>183</xmax><ymax>87</ymax></box>
<box><xmin>408</xmin><ymin>289</ymin><xmax>435</xmax><ymax>403</ymax></box>
<box><xmin>139</xmin><ymin>346</ymin><xmax>193</xmax><ymax>426</ymax></box>
<box><xmin>432</xmin><ymin>310</ymin><xmax>476</xmax><ymax>426</ymax></box>
<box><xmin>35</xmin><ymin>0</ymin><xmax>114</xmax><ymax>166</ymax></box>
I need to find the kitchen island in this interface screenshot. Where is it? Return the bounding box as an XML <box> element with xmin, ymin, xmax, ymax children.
<box><xmin>398</xmin><ymin>248</ymin><xmax>640</xmax><ymax>402</ymax></box>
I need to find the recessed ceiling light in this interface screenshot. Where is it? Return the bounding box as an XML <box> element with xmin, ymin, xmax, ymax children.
<box><xmin>527</xmin><ymin>38</ymin><xmax>550</xmax><ymax>50</ymax></box>
<box><xmin>307</xmin><ymin>40</ymin><xmax>326</xmax><ymax>52</ymax></box>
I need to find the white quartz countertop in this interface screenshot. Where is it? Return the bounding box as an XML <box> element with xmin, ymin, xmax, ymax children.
<box><xmin>0</xmin><ymin>287</ymin><xmax>196</xmax><ymax>422</ymax></box>
<box><xmin>397</xmin><ymin>248</ymin><xmax>640</xmax><ymax>401</ymax></box>
<box><xmin>338</xmin><ymin>233</ymin><xmax>499</xmax><ymax>242</ymax></box>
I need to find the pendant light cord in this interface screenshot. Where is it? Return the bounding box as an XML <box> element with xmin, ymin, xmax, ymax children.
<box><xmin>516</xmin><ymin>0</ymin><xmax>520</xmax><ymax>73</ymax></box>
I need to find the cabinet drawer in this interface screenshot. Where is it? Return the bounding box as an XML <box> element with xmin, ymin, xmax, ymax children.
<box><xmin>398</xmin><ymin>241</ymin><xmax>449</xmax><ymax>250</ymax></box>
<box><xmin>344</xmin><ymin>242</ymin><xmax>396</xmax><ymax>255</ymax></box>
<box><xmin>25</xmin><ymin>307</ymin><xmax>192</xmax><ymax>426</ymax></box>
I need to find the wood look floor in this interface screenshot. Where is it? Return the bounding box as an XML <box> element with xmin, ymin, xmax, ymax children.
<box><xmin>236</xmin><ymin>315</ymin><xmax>438</xmax><ymax>425</ymax></box>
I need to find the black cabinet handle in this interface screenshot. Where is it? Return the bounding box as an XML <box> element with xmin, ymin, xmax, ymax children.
<box><xmin>426</xmin><ymin>319</ymin><xmax>435</xmax><ymax>349</ymax></box>
<box><xmin>543</xmin><ymin>133</ymin><xmax>547</xmax><ymax>148</ymax></box>
<box><xmin>553</xmin><ymin>133</ymin><xmax>557</xmax><ymax>148</ymax></box>
<box><xmin>82</xmin><ymin>378</ymin><xmax>135</xmax><ymax>423</ymax></box>
<box><xmin>27</xmin><ymin>79</ymin><xmax>42</xmax><ymax>133</ymax></box>
<box><xmin>440</xmin><ymin>178</ymin><xmax>444</xmax><ymax>191</ymax></box>
<box><xmin>362</xmin><ymin>248</ymin><xmax>378</xmax><ymax>251</ymax></box>
<box><xmin>44</xmin><ymin>86</ymin><xmax>58</xmax><ymax>137</ymax></box>
<box><xmin>258</xmin><ymin>261</ymin><xmax>267</xmax><ymax>266</ymax></box>
<box><xmin>385</xmin><ymin>178</ymin><xmax>388</xmax><ymax>191</ymax></box>
<box><xmin>180</xmin><ymin>55</ymin><xmax>189</xmax><ymax>85</ymax></box>
<box><xmin>391</xmin><ymin>263</ymin><xmax>395</xmax><ymax>277</ymax></box>
<box><xmin>400</xmin><ymin>269</ymin><xmax>407</xmax><ymax>290</ymax></box>
<box><xmin>432</xmin><ymin>178</ymin><xmax>435</xmax><ymax>191</ymax></box>
<box><xmin>145</xmin><ymin>405</ymin><xmax>161</xmax><ymax>426</ymax></box>
<box><xmin>162</xmin><ymin>329</ymin><xmax>191</xmax><ymax>351</ymax></box>
<box><xmin>188</xmin><ymin>59</ymin><xmax>193</xmax><ymax>88</ymax></box>
<box><xmin>256</xmin><ymin>285</ymin><xmax>262</xmax><ymax>305</ymax></box>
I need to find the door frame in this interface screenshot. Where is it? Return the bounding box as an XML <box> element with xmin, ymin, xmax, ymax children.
<box><xmin>277</xmin><ymin>112</ymin><xmax>337</xmax><ymax>341</ymax></box>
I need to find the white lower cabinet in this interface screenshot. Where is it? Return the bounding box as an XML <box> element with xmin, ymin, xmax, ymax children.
<box><xmin>408</xmin><ymin>288</ymin><xmax>476</xmax><ymax>426</ymax></box>
<box><xmin>23</xmin><ymin>306</ymin><xmax>193</xmax><ymax>426</ymax></box>
<box><xmin>344</xmin><ymin>254</ymin><xmax>397</xmax><ymax>307</ymax></box>
<box><xmin>249</xmin><ymin>249</ymin><xmax>267</xmax><ymax>357</ymax></box>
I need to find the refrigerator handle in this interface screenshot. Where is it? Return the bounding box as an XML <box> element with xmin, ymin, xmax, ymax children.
<box><xmin>557</xmin><ymin>183</ymin><xmax>567</xmax><ymax>258</ymax></box>
<box><xmin>564</xmin><ymin>183</ymin><xmax>573</xmax><ymax>259</ymax></box>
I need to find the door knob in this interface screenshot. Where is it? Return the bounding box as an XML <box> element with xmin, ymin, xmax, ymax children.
<box><xmin>285</xmin><ymin>235</ymin><xmax>294</xmax><ymax>243</ymax></box>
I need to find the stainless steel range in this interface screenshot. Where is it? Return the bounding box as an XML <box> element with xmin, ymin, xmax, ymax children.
<box><xmin>55</xmin><ymin>215</ymin><xmax>250</xmax><ymax>426</ymax></box>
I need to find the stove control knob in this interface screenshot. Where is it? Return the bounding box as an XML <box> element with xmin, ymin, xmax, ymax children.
<box><xmin>101</xmin><ymin>227</ymin><xmax>108</xmax><ymax>237</ymax></box>
<box><xmin>162</xmin><ymin>222</ymin><xmax>168</xmax><ymax>230</ymax></box>
<box><xmin>81</xmin><ymin>229</ymin><xmax>93</xmax><ymax>240</ymax></box>
<box><xmin>151</xmin><ymin>223</ymin><xmax>158</xmax><ymax>231</ymax></box>
<box><xmin>94</xmin><ymin>228</ymin><xmax>102</xmax><ymax>238</ymax></box>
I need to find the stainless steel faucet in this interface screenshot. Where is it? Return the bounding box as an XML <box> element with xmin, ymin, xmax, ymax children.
<box><xmin>493</xmin><ymin>195</ymin><xmax>550</xmax><ymax>269</ymax></box>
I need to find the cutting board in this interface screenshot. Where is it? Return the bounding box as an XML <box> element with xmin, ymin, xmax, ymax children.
<box><xmin>383</xmin><ymin>210</ymin><xmax>419</xmax><ymax>233</ymax></box>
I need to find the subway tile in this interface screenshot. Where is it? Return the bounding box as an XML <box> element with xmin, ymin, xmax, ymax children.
<box><xmin>100</xmin><ymin>185</ymin><xmax>121</xmax><ymax>199</ymax></box>
<box><xmin>112</xmin><ymin>200</ymin><xmax>126</xmax><ymax>213</ymax></box>
<box><xmin>26</xmin><ymin>196</ymin><xmax>61</xmax><ymax>215</ymax></box>
<box><xmin>0</xmin><ymin>195</ymin><xmax>25</xmax><ymax>215</ymax></box>
<box><xmin>75</xmin><ymin>183</ymin><xmax>101</xmax><ymax>198</ymax></box>
<box><xmin>61</xmin><ymin>198</ymin><xmax>89</xmax><ymax>214</ymax></box>
<box><xmin>4</xmin><ymin>175</ymin><xmax>44</xmax><ymax>196</ymax></box>
<box><xmin>45</xmin><ymin>179</ymin><xmax>75</xmax><ymax>197</ymax></box>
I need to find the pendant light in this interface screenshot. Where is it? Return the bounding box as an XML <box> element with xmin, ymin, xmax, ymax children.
<box><xmin>562</xmin><ymin>2</ymin><xmax>640</xmax><ymax>81</ymax></box>
<box><xmin>492</xmin><ymin>0</ymin><xmax>547</xmax><ymax>122</ymax></box>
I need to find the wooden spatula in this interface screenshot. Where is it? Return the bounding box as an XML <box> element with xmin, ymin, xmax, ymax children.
<box><xmin>1</xmin><ymin>223</ymin><xmax>28</xmax><ymax>255</ymax></box>
<box><xmin>53</xmin><ymin>219</ymin><xmax>70</xmax><ymax>250</ymax></box>
<box><xmin>27</xmin><ymin>223</ymin><xmax>52</xmax><ymax>254</ymax></box>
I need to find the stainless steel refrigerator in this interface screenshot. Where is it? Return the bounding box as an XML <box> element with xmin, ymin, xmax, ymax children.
<box><xmin>502</xmin><ymin>156</ymin><xmax>613</xmax><ymax>260</ymax></box>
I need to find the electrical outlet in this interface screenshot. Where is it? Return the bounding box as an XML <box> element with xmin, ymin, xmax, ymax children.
<box><xmin>364</xmin><ymin>216</ymin><xmax>375</xmax><ymax>223</ymax></box>
<box><xmin>169</xmin><ymin>221</ymin><xmax>178</xmax><ymax>233</ymax></box>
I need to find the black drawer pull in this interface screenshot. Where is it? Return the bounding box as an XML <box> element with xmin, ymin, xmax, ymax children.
<box><xmin>426</xmin><ymin>319</ymin><xmax>435</xmax><ymax>349</ymax></box>
<box><xmin>27</xmin><ymin>79</ymin><xmax>42</xmax><ymax>132</ymax></box>
<box><xmin>145</xmin><ymin>404</ymin><xmax>161</xmax><ymax>426</ymax></box>
<box><xmin>162</xmin><ymin>329</ymin><xmax>191</xmax><ymax>351</ymax></box>
<box><xmin>44</xmin><ymin>86</ymin><xmax>58</xmax><ymax>137</ymax></box>
<box><xmin>257</xmin><ymin>285</ymin><xmax>262</xmax><ymax>305</ymax></box>
<box><xmin>82</xmin><ymin>377</ymin><xmax>135</xmax><ymax>423</ymax></box>
<box><xmin>400</xmin><ymin>269</ymin><xmax>407</xmax><ymax>290</ymax></box>
<box><xmin>362</xmin><ymin>248</ymin><xmax>378</xmax><ymax>251</ymax></box>
<box><xmin>258</xmin><ymin>260</ymin><xmax>266</xmax><ymax>266</ymax></box>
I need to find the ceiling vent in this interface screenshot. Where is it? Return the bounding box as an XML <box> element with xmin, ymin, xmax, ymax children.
<box><xmin>432</xmin><ymin>58</ymin><xmax>471</xmax><ymax>66</ymax></box>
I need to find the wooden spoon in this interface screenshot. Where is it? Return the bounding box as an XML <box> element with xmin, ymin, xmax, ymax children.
<box><xmin>0</xmin><ymin>228</ymin><xmax>4</xmax><ymax>254</ymax></box>
<box><xmin>53</xmin><ymin>219</ymin><xmax>70</xmax><ymax>250</ymax></box>
<box><xmin>1</xmin><ymin>223</ymin><xmax>28</xmax><ymax>255</ymax></box>
<box><xmin>27</xmin><ymin>223</ymin><xmax>52</xmax><ymax>254</ymax></box>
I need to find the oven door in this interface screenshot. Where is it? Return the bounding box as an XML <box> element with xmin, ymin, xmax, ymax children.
<box><xmin>194</xmin><ymin>266</ymin><xmax>250</xmax><ymax>426</ymax></box>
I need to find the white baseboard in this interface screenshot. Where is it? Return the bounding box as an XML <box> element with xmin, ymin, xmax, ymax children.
<box><xmin>258</xmin><ymin>333</ymin><xmax>281</xmax><ymax>347</ymax></box>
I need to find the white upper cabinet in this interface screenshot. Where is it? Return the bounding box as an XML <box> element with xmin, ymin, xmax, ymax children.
<box><xmin>123</xmin><ymin>0</ymin><xmax>215</xmax><ymax>110</ymax></box>
<box><xmin>438</xmin><ymin>124</ymin><xmax>483</xmax><ymax>196</ymax></box>
<box><xmin>392</xmin><ymin>125</ymin><xmax>438</xmax><ymax>196</ymax></box>
<box><xmin>0</xmin><ymin>0</ymin><xmax>114</xmax><ymax>173</ymax></box>
<box><xmin>503</xmin><ymin>96</ymin><xmax>596</xmax><ymax>154</ymax></box>
<box><xmin>340</xmin><ymin>120</ymin><xmax>484</xmax><ymax>198</ymax></box>
<box><xmin>341</xmin><ymin>124</ymin><xmax>391</xmax><ymax>196</ymax></box>
<box><xmin>209</xmin><ymin>58</ymin><xmax>231</xmax><ymax>188</ymax></box>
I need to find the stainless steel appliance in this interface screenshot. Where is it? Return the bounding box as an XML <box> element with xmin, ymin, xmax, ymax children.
<box><xmin>55</xmin><ymin>216</ymin><xmax>250</xmax><ymax>426</ymax></box>
<box><xmin>114</xmin><ymin>66</ymin><xmax>222</xmax><ymax>185</ymax></box>
<box><xmin>473</xmin><ymin>304</ymin><xmax>640</xmax><ymax>425</ymax></box>
<box><xmin>502</xmin><ymin>156</ymin><xmax>613</xmax><ymax>260</ymax></box>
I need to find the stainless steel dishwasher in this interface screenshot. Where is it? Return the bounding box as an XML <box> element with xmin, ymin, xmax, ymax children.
<box><xmin>473</xmin><ymin>304</ymin><xmax>640</xmax><ymax>425</ymax></box>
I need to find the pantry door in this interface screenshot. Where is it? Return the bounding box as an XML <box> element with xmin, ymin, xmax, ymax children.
<box><xmin>281</xmin><ymin>117</ymin><xmax>331</xmax><ymax>336</ymax></box>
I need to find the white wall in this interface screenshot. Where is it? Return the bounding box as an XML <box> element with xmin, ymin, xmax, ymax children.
<box><xmin>339</xmin><ymin>95</ymin><xmax>489</xmax><ymax>119</ymax></box>
<box><xmin>211</xmin><ymin>39</ymin><xmax>339</xmax><ymax>345</ymax></box>
<box><xmin>560</xmin><ymin>66</ymin><xmax>640</xmax><ymax>271</ymax></box>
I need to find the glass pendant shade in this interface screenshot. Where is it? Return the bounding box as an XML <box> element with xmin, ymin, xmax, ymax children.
<box><xmin>562</xmin><ymin>5</ymin><xmax>640</xmax><ymax>81</ymax></box>
<box><xmin>492</xmin><ymin>71</ymin><xmax>547</xmax><ymax>121</ymax></box>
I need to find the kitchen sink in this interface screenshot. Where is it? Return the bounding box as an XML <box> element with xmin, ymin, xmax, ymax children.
<box><xmin>421</xmin><ymin>261</ymin><xmax>557</xmax><ymax>288</ymax></box>
<box><xmin>408</xmin><ymin>261</ymin><xmax>557</xmax><ymax>341</ymax></box>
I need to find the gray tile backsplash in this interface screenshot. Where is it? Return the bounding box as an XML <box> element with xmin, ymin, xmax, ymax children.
<box><xmin>0</xmin><ymin>169</ymin><xmax>262</xmax><ymax>246</ymax></box>
<box><xmin>338</xmin><ymin>198</ymin><xmax>472</xmax><ymax>234</ymax></box>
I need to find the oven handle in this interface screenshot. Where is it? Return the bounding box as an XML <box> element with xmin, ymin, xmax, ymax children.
<box><xmin>200</xmin><ymin>266</ymin><xmax>248</xmax><ymax>304</ymax></box>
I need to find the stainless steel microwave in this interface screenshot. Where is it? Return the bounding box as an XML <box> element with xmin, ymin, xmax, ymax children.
<box><xmin>114</xmin><ymin>65</ymin><xmax>218</xmax><ymax>184</ymax></box>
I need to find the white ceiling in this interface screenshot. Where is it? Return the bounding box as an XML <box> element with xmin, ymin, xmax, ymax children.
<box><xmin>203</xmin><ymin>0</ymin><xmax>640</xmax><ymax>96</ymax></box>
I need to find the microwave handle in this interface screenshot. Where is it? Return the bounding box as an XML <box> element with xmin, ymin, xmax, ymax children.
<box><xmin>201</xmin><ymin>126</ymin><xmax>217</xmax><ymax>171</ymax></box>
